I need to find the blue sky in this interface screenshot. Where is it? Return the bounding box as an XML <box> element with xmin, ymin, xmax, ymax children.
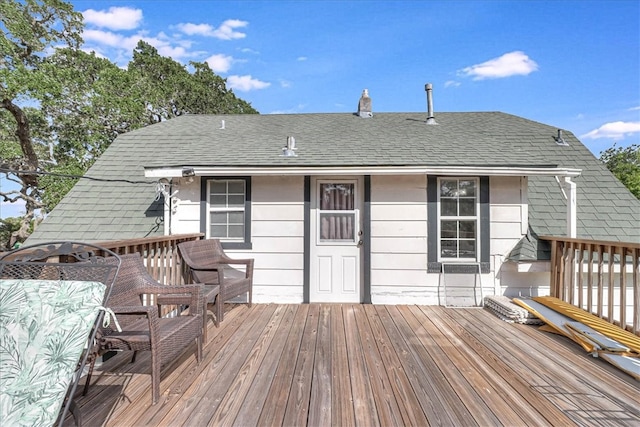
<box><xmin>1</xmin><ymin>0</ymin><xmax>639</xmax><ymax>218</ymax></box>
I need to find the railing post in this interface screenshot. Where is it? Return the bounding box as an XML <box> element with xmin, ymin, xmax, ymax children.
<box><xmin>620</xmin><ymin>248</ymin><xmax>627</xmax><ymax>330</ymax></box>
<box><xmin>633</xmin><ymin>247</ymin><xmax>639</xmax><ymax>335</ymax></box>
<box><xmin>549</xmin><ymin>239</ymin><xmax>559</xmax><ymax>297</ymax></box>
<box><xmin>597</xmin><ymin>244</ymin><xmax>604</xmax><ymax>318</ymax></box>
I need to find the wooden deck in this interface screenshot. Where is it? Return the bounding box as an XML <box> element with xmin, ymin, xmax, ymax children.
<box><xmin>69</xmin><ymin>304</ymin><xmax>639</xmax><ymax>427</ymax></box>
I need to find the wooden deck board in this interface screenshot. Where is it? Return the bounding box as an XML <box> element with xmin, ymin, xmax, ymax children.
<box><xmin>452</xmin><ymin>307</ymin><xmax>635</xmax><ymax>425</ymax></box>
<box><xmin>67</xmin><ymin>304</ymin><xmax>640</xmax><ymax>427</ymax></box>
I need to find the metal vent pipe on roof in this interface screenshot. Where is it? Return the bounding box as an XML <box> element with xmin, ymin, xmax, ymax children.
<box><xmin>425</xmin><ymin>83</ymin><xmax>437</xmax><ymax>125</ymax></box>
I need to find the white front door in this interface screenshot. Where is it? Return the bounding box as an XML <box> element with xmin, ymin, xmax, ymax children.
<box><xmin>310</xmin><ymin>178</ymin><xmax>363</xmax><ymax>303</ymax></box>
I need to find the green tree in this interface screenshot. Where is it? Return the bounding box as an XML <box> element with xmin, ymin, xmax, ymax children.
<box><xmin>1</xmin><ymin>3</ymin><xmax>258</xmax><ymax>249</ymax></box>
<box><xmin>128</xmin><ymin>41</ymin><xmax>257</xmax><ymax>122</ymax></box>
<box><xmin>0</xmin><ymin>0</ymin><xmax>83</xmax><ymax>247</ymax></box>
<box><xmin>599</xmin><ymin>143</ymin><xmax>640</xmax><ymax>199</ymax></box>
<box><xmin>0</xmin><ymin>217</ymin><xmax>32</xmax><ymax>251</ymax></box>
<box><xmin>37</xmin><ymin>48</ymin><xmax>147</xmax><ymax>210</ymax></box>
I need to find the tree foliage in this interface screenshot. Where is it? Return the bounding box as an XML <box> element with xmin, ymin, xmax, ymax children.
<box><xmin>599</xmin><ymin>143</ymin><xmax>640</xmax><ymax>199</ymax></box>
<box><xmin>1</xmin><ymin>0</ymin><xmax>83</xmax><ymax>247</ymax></box>
<box><xmin>1</xmin><ymin>0</ymin><xmax>258</xmax><ymax>249</ymax></box>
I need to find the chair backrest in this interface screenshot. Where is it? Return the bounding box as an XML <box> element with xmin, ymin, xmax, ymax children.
<box><xmin>178</xmin><ymin>239</ymin><xmax>225</xmax><ymax>284</ymax></box>
<box><xmin>104</xmin><ymin>253</ymin><xmax>156</xmax><ymax>307</ymax></box>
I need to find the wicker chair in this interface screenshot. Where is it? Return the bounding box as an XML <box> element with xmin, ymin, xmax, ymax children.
<box><xmin>0</xmin><ymin>241</ymin><xmax>121</xmax><ymax>427</ymax></box>
<box><xmin>85</xmin><ymin>253</ymin><xmax>204</xmax><ymax>405</ymax></box>
<box><xmin>178</xmin><ymin>239</ymin><xmax>254</xmax><ymax>340</ymax></box>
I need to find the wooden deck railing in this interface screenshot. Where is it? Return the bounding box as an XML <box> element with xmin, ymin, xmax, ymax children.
<box><xmin>96</xmin><ymin>233</ymin><xmax>204</xmax><ymax>285</ymax></box>
<box><xmin>542</xmin><ymin>236</ymin><xmax>640</xmax><ymax>336</ymax></box>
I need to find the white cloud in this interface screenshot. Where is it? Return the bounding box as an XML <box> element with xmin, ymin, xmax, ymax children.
<box><xmin>82</xmin><ymin>29</ymin><xmax>193</xmax><ymax>61</ymax></box>
<box><xmin>205</xmin><ymin>54</ymin><xmax>234</xmax><ymax>73</ymax></box>
<box><xmin>279</xmin><ymin>79</ymin><xmax>292</xmax><ymax>88</ymax></box>
<box><xmin>459</xmin><ymin>51</ymin><xmax>539</xmax><ymax>80</ymax></box>
<box><xmin>176</xmin><ymin>23</ymin><xmax>214</xmax><ymax>36</ymax></box>
<box><xmin>444</xmin><ymin>80</ymin><xmax>461</xmax><ymax>88</ymax></box>
<box><xmin>82</xmin><ymin>29</ymin><xmax>132</xmax><ymax>48</ymax></box>
<box><xmin>176</xmin><ymin>19</ymin><xmax>248</xmax><ymax>40</ymax></box>
<box><xmin>581</xmin><ymin>121</ymin><xmax>640</xmax><ymax>140</ymax></box>
<box><xmin>297</xmin><ymin>56</ymin><xmax>307</xmax><ymax>61</ymax></box>
<box><xmin>629</xmin><ymin>106</ymin><xmax>640</xmax><ymax>111</ymax></box>
<box><xmin>227</xmin><ymin>75</ymin><xmax>270</xmax><ymax>92</ymax></box>
<box><xmin>82</xmin><ymin>7</ymin><xmax>143</xmax><ymax>31</ymax></box>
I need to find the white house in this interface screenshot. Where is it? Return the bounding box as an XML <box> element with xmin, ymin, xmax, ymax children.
<box><xmin>26</xmin><ymin>89</ymin><xmax>640</xmax><ymax>306</ymax></box>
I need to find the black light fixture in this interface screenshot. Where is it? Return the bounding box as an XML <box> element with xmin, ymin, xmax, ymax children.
<box><xmin>182</xmin><ymin>167</ymin><xmax>195</xmax><ymax>177</ymax></box>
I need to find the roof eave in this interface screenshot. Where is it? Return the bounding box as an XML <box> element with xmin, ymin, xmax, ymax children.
<box><xmin>144</xmin><ymin>165</ymin><xmax>582</xmax><ymax>178</ymax></box>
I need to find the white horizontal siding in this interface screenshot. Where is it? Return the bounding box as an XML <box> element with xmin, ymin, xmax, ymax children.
<box><xmin>371</xmin><ymin>204</ymin><xmax>428</xmax><ymax>221</ymax></box>
<box><xmin>250</xmin><ymin>237</ymin><xmax>304</xmax><ymax>253</ymax></box>
<box><xmin>250</xmin><ymin>176</ymin><xmax>305</xmax><ymax>303</ymax></box>
<box><xmin>370</xmin><ymin>175</ymin><xmax>429</xmax><ymax>303</ymax></box>
<box><xmin>370</xmin><ymin>237</ymin><xmax>427</xmax><ymax>253</ymax></box>
<box><xmin>252</xmin><ymin>220</ymin><xmax>304</xmax><ymax>237</ymax></box>
<box><xmin>490</xmin><ymin>176</ymin><xmax>526</xmax><ymax>259</ymax></box>
<box><xmin>370</xmin><ymin>220</ymin><xmax>428</xmax><ymax>237</ymax></box>
<box><xmin>370</xmin><ymin>253</ymin><xmax>428</xmax><ymax>269</ymax></box>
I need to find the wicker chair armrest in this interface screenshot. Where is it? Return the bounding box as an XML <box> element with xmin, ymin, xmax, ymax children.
<box><xmin>108</xmin><ymin>305</ymin><xmax>159</xmax><ymax>318</ymax></box>
<box><xmin>187</xmin><ymin>265</ymin><xmax>222</xmax><ymax>272</ymax></box>
<box><xmin>228</xmin><ymin>258</ymin><xmax>254</xmax><ymax>279</ymax></box>
<box><xmin>214</xmin><ymin>259</ymin><xmax>254</xmax><ymax>279</ymax></box>
<box><xmin>156</xmin><ymin>284</ymin><xmax>204</xmax><ymax>314</ymax></box>
<box><xmin>153</xmin><ymin>284</ymin><xmax>204</xmax><ymax>315</ymax></box>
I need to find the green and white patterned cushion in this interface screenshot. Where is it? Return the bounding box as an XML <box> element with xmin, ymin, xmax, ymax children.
<box><xmin>0</xmin><ymin>279</ymin><xmax>106</xmax><ymax>427</ymax></box>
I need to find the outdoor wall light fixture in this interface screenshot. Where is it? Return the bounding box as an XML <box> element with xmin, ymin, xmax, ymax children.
<box><xmin>182</xmin><ymin>167</ymin><xmax>196</xmax><ymax>177</ymax></box>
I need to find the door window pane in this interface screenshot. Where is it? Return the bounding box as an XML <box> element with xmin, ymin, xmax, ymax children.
<box><xmin>320</xmin><ymin>184</ymin><xmax>354</xmax><ymax>210</ymax></box>
<box><xmin>318</xmin><ymin>182</ymin><xmax>357</xmax><ymax>242</ymax></box>
<box><xmin>320</xmin><ymin>213</ymin><xmax>355</xmax><ymax>241</ymax></box>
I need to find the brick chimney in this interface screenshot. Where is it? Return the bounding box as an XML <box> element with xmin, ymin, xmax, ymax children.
<box><xmin>357</xmin><ymin>89</ymin><xmax>372</xmax><ymax>118</ymax></box>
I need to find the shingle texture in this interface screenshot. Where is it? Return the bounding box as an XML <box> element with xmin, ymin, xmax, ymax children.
<box><xmin>26</xmin><ymin>113</ymin><xmax>640</xmax><ymax>259</ymax></box>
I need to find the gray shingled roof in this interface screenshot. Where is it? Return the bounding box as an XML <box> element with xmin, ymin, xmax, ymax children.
<box><xmin>26</xmin><ymin>112</ymin><xmax>640</xmax><ymax>258</ymax></box>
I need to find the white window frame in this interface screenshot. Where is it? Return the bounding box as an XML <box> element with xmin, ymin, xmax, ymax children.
<box><xmin>437</xmin><ymin>177</ymin><xmax>480</xmax><ymax>262</ymax></box>
<box><xmin>206</xmin><ymin>179</ymin><xmax>246</xmax><ymax>241</ymax></box>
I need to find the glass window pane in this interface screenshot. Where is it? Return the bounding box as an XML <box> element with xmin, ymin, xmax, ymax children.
<box><xmin>459</xmin><ymin>220</ymin><xmax>476</xmax><ymax>238</ymax></box>
<box><xmin>441</xmin><ymin>240</ymin><xmax>457</xmax><ymax>258</ymax></box>
<box><xmin>210</xmin><ymin>181</ymin><xmax>226</xmax><ymax>194</ymax></box>
<box><xmin>228</xmin><ymin>225</ymin><xmax>244</xmax><ymax>238</ymax></box>
<box><xmin>459</xmin><ymin>180</ymin><xmax>476</xmax><ymax>197</ymax></box>
<box><xmin>211</xmin><ymin>195</ymin><xmax>226</xmax><ymax>207</ymax></box>
<box><xmin>210</xmin><ymin>212</ymin><xmax>227</xmax><ymax>223</ymax></box>
<box><xmin>459</xmin><ymin>240</ymin><xmax>476</xmax><ymax>258</ymax></box>
<box><xmin>441</xmin><ymin>199</ymin><xmax>457</xmax><ymax>216</ymax></box>
<box><xmin>320</xmin><ymin>183</ymin><xmax>354</xmax><ymax>210</ymax></box>
<box><xmin>228</xmin><ymin>195</ymin><xmax>245</xmax><ymax>207</ymax></box>
<box><xmin>228</xmin><ymin>181</ymin><xmax>244</xmax><ymax>194</ymax></box>
<box><xmin>441</xmin><ymin>220</ymin><xmax>458</xmax><ymax>238</ymax></box>
<box><xmin>440</xmin><ymin>180</ymin><xmax>457</xmax><ymax>197</ymax></box>
<box><xmin>459</xmin><ymin>199</ymin><xmax>476</xmax><ymax>216</ymax></box>
<box><xmin>229</xmin><ymin>212</ymin><xmax>244</xmax><ymax>224</ymax></box>
<box><xmin>319</xmin><ymin>213</ymin><xmax>355</xmax><ymax>241</ymax></box>
<box><xmin>211</xmin><ymin>225</ymin><xmax>227</xmax><ymax>237</ymax></box>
